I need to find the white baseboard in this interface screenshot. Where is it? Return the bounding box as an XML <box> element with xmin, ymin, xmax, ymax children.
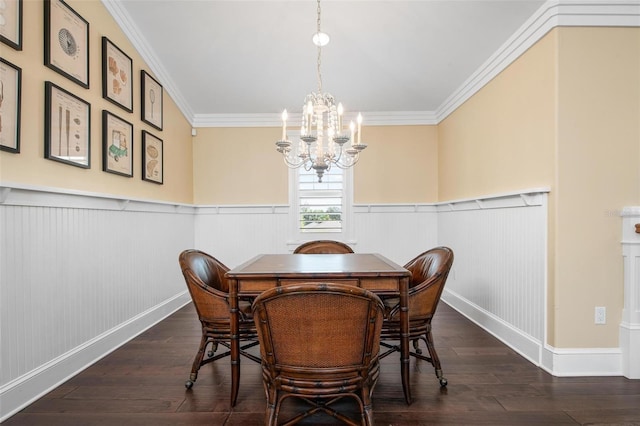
<box><xmin>442</xmin><ymin>289</ymin><xmax>542</xmax><ymax>365</ymax></box>
<box><xmin>0</xmin><ymin>292</ymin><xmax>191</xmax><ymax>422</ymax></box>
<box><xmin>443</xmin><ymin>289</ymin><xmax>624</xmax><ymax>377</ymax></box>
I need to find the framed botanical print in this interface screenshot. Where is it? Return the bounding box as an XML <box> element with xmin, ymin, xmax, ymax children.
<box><xmin>0</xmin><ymin>58</ymin><xmax>21</xmax><ymax>153</ymax></box>
<box><xmin>102</xmin><ymin>37</ymin><xmax>133</xmax><ymax>112</ymax></box>
<box><xmin>44</xmin><ymin>81</ymin><xmax>91</xmax><ymax>168</ymax></box>
<box><xmin>44</xmin><ymin>0</ymin><xmax>89</xmax><ymax>88</ymax></box>
<box><xmin>102</xmin><ymin>110</ymin><xmax>133</xmax><ymax>177</ymax></box>
<box><xmin>0</xmin><ymin>0</ymin><xmax>23</xmax><ymax>50</ymax></box>
<box><xmin>141</xmin><ymin>70</ymin><xmax>163</xmax><ymax>131</ymax></box>
<box><xmin>142</xmin><ymin>130</ymin><xmax>163</xmax><ymax>184</ymax></box>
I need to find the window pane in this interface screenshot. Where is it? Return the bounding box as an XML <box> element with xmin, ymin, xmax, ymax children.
<box><xmin>298</xmin><ymin>166</ymin><xmax>343</xmax><ymax>233</ymax></box>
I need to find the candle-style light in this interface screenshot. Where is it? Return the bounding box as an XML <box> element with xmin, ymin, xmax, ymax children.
<box><xmin>274</xmin><ymin>0</ymin><xmax>366</xmax><ymax>182</ymax></box>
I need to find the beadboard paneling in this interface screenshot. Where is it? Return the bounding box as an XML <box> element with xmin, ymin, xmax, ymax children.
<box><xmin>437</xmin><ymin>196</ymin><xmax>547</xmax><ymax>364</ymax></box>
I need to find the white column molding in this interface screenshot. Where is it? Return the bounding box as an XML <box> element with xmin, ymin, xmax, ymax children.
<box><xmin>620</xmin><ymin>207</ymin><xmax>640</xmax><ymax>378</ymax></box>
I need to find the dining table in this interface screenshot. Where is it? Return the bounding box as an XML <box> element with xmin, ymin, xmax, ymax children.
<box><xmin>225</xmin><ymin>252</ymin><xmax>412</xmax><ymax>406</ymax></box>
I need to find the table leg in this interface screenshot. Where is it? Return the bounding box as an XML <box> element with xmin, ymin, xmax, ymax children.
<box><xmin>399</xmin><ymin>276</ymin><xmax>412</xmax><ymax>404</ymax></box>
<box><xmin>229</xmin><ymin>278</ymin><xmax>240</xmax><ymax>407</ymax></box>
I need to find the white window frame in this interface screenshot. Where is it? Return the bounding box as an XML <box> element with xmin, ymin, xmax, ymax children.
<box><xmin>286</xmin><ymin>144</ymin><xmax>354</xmax><ymax>248</ymax></box>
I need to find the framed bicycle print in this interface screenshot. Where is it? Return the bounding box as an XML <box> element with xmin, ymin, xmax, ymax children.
<box><xmin>102</xmin><ymin>110</ymin><xmax>133</xmax><ymax>177</ymax></box>
<box><xmin>142</xmin><ymin>130</ymin><xmax>163</xmax><ymax>184</ymax></box>
<box><xmin>0</xmin><ymin>58</ymin><xmax>22</xmax><ymax>153</ymax></box>
<box><xmin>44</xmin><ymin>81</ymin><xmax>91</xmax><ymax>168</ymax></box>
<box><xmin>0</xmin><ymin>0</ymin><xmax>23</xmax><ymax>50</ymax></box>
<box><xmin>44</xmin><ymin>0</ymin><xmax>89</xmax><ymax>88</ymax></box>
<box><xmin>141</xmin><ymin>70</ymin><xmax>163</xmax><ymax>130</ymax></box>
<box><xmin>102</xmin><ymin>37</ymin><xmax>133</xmax><ymax>112</ymax></box>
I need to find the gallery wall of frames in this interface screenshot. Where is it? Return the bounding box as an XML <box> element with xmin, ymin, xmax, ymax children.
<box><xmin>0</xmin><ymin>0</ymin><xmax>165</xmax><ymax>185</ymax></box>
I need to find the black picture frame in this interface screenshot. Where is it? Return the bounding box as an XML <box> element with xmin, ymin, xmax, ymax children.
<box><xmin>44</xmin><ymin>81</ymin><xmax>91</xmax><ymax>168</ymax></box>
<box><xmin>44</xmin><ymin>0</ymin><xmax>90</xmax><ymax>89</ymax></box>
<box><xmin>102</xmin><ymin>37</ymin><xmax>133</xmax><ymax>113</ymax></box>
<box><xmin>141</xmin><ymin>130</ymin><xmax>163</xmax><ymax>184</ymax></box>
<box><xmin>102</xmin><ymin>110</ymin><xmax>133</xmax><ymax>177</ymax></box>
<box><xmin>0</xmin><ymin>0</ymin><xmax>23</xmax><ymax>50</ymax></box>
<box><xmin>0</xmin><ymin>58</ymin><xmax>22</xmax><ymax>153</ymax></box>
<box><xmin>140</xmin><ymin>70</ymin><xmax>163</xmax><ymax>131</ymax></box>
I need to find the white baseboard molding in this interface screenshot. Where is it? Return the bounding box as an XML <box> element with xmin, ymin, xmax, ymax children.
<box><xmin>540</xmin><ymin>346</ymin><xmax>622</xmax><ymax>377</ymax></box>
<box><xmin>442</xmin><ymin>289</ymin><xmax>542</xmax><ymax>366</ymax></box>
<box><xmin>443</xmin><ymin>289</ymin><xmax>625</xmax><ymax>377</ymax></box>
<box><xmin>0</xmin><ymin>292</ymin><xmax>191</xmax><ymax>423</ymax></box>
<box><xmin>620</xmin><ymin>322</ymin><xmax>640</xmax><ymax>379</ymax></box>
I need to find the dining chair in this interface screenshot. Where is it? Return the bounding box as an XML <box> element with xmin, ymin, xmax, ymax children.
<box><xmin>178</xmin><ymin>249</ymin><xmax>260</xmax><ymax>389</ymax></box>
<box><xmin>252</xmin><ymin>282</ymin><xmax>384</xmax><ymax>426</ymax></box>
<box><xmin>379</xmin><ymin>246</ymin><xmax>454</xmax><ymax>387</ymax></box>
<box><xmin>293</xmin><ymin>240</ymin><xmax>354</xmax><ymax>254</ymax></box>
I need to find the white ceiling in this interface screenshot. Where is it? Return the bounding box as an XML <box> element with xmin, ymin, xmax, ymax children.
<box><xmin>107</xmin><ymin>0</ymin><xmax>546</xmax><ymax>123</ymax></box>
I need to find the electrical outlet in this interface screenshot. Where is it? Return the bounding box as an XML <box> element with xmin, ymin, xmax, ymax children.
<box><xmin>595</xmin><ymin>306</ymin><xmax>606</xmax><ymax>324</ymax></box>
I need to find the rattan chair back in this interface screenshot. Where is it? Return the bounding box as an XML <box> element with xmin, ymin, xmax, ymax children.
<box><xmin>252</xmin><ymin>282</ymin><xmax>384</xmax><ymax>426</ymax></box>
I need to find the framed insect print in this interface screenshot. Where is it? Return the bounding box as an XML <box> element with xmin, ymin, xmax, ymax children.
<box><xmin>44</xmin><ymin>81</ymin><xmax>91</xmax><ymax>168</ymax></box>
<box><xmin>0</xmin><ymin>0</ymin><xmax>23</xmax><ymax>50</ymax></box>
<box><xmin>0</xmin><ymin>58</ymin><xmax>21</xmax><ymax>153</ymax></box>
<box><xmin>102</xmin><ymin>37</ymin><xmax>133</xmax><ymax>112</ymax></box>
<box><xmin>102</xmin><ymin>110</ymin><xmax>133</xmax><ymax>177</ymax></box>
<box><xmin>44</xmin><ymin>0</ymin><xmax>89</xmax><ymax>88</ymax></box>
<box><xmin>141</xmin><ymin>70</ymin><xmax>163</xmax><ymax>131</ymax></box>
<box><xmin>142</xmin><ymin>130</ymin><xmax>163</xmax><ymax>184</ymax></box>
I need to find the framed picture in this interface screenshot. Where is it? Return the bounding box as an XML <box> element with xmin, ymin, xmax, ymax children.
<box><xmin>0</xmin><ymin>0</ymin><xmax>23</xmax><ymax>50</ymax></box>
<box><xmin>142</xmin><ymin>130</ymin><xmax>163</xmax><ymax>184</ymax></box>
<box><xmin>102</xmin><ymin>37</ymin><xmax>133</xmax><ymax>112</ymax></box>
<box><xmin>0</xmin><ymin>58</ymin><xmax>21</xmax><ymax>153</ymax></box>
<box><xmin>44</xmin><ymin>81</ymin><xmax>91</xmax><ymax>168</ymax></box>
<box><xmin>44</xmin><ymin>0</ymin><xmax>89</xmax><ymax>88</ymax></box>
<box><xmin>141</xmin><ymin>70</ymin><xmax>163</xmax><ymax>131</ymax></box>
<box><xmin>102</xmin><ymin>110</ymin><xmax>133</xmax><ymax>177</ymax></box>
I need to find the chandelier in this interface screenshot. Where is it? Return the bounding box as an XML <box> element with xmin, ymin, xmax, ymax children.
<box><xmin>276</xmin><ymin>0</ymin><xmax>366</xmax><ymax>183</ymax></box>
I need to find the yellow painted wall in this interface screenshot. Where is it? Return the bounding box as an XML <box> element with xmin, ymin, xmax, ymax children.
<box><xmin>438</xmin><ymin>32</ymin><xmax>557</xmax><ymax>200</ymax></box>
<box><xmin>554</xmin><ymin>27</ymin><xmax>640</xmax><ymax>347</ymax></box>
<box><xmin>438</xmin><ymin>27</ymin><xmax>640</xmax><ymax>348</ymax></box>
<box><xmin>193</xmin><ymin>125</ymin><xmax>438</xmax><ymax>205</ymax></box>
<box><xmin>0</xmin><ymin>0</ymin><xmax>193</xmax><ymax>203</ymax></box>
<box><xmin>354</xmin><ymin>125</ymin><xmax>438</xmax><ymax>204</ymax></box>
<box><xmin>192</xmin><ymin>127</ymin><xmax>288</xmax><ymax>205</ymax></box>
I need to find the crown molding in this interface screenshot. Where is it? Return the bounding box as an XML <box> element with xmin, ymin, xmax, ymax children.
<box><xmin>101</xmin><ymin>0</ymin><xmax>194</xmax><ymax>122</ymax></box>
<box><xmin>192</xmin><ymin>110</ymin><xmax>438</xmax><ymax>128</ymax></box>
<box><xmin>104</xmin><ymin>0</ymin><xmax>639</xmax><ymax>128</ymax></box>
<box><xmin>435</xmin><ymin>0</ymin><xmax>640</xmax><ymax>122</ymax></box>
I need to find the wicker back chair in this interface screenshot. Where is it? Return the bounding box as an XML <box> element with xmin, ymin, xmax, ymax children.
<box><xmin>178</xmin><ymin>249</ymin><xmax>259</xmax><ymax>389</ymax></box>
<box><xmin>252</xmin><ymin>282</ymin><xmax>384</xmax><ymax>426</ymax></box>
<box><xmin>293</xmin><ymin>240</ymin><xmax>354</xmax><ymax>254</ymax></box>
<box><xmin>379</xmin><ymin>246</ymin><xmax>454</xmax><ymax>387</ymax></box>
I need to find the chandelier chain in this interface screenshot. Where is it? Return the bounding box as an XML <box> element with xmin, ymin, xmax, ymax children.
<box><xmin>316</xmin><ymin>0</ymin><xmax>323</xmax><ymax>94</ymax></box>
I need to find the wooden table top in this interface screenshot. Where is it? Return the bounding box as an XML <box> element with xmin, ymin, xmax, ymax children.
<box><xmin>226</xmin><ymin>253</ymin><xmax>409</xmax><ymax>279</ymax></box>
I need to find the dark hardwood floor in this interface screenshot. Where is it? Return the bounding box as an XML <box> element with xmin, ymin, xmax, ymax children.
<box><xmin>5</xmin><ymin>303</ymin><xmax>640</xmax><ymax>425</ymax></box>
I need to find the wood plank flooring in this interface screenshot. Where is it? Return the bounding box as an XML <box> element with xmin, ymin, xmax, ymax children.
<box><xmin>5</xmin><ymin>303</ymin><xmax>640</xmax><ymax>425</ymax></box>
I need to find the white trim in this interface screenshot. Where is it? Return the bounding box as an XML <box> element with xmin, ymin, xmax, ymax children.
<box><xmin>0</xmin><ymin>182</ymin><xmax>196</xmax><ymax>213</ymax></box>
<box><xmin>540</xmin><ymin>345</ymin><xmax>623</xmax><ymax>377</ymax></box>
<box><xmin>104</xmin><ymin>1</ymin><xmax>640</xmax><ymax>127</ymax></box>
<box><xmin>0</xmin><ymin>292</ymin><xmax>191</xmax><ymax>423</ymax></box>
<box><xmin>442</xmin><ymin>290</ymin><xmax>543</xmax><ymax>366</ymax></box>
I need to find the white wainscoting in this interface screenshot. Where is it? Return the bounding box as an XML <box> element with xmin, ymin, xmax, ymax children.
<box><xmin>4</xmin><ymin>184</ymin><xmax>634</xmax><ymax>421</ymax></box>
<box><xmin>437</xmin><ymin>191</ymin><xmax>548</xmax><ymax>366</ymax></box>
<box><xmin>0</xmin><ymin>184</ymin><xmax>195</xmax><ymax>422</ymax></box>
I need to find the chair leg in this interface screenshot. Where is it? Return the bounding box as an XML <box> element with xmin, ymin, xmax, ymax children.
<box><xmin>186</xmin><ymin>333</ymin><xmax>208</xmax><ymax>389</ymax></box>
<box><xmin>424</xmin><ymin>329</ymin><xmax>447</xmax><ymax>387</ymax></box>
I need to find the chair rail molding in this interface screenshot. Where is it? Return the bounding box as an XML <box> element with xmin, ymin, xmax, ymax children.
<box><xmin>620</xmin><ymin>207</ymin><xmax>640</xmax><ymax>379</ymax></box>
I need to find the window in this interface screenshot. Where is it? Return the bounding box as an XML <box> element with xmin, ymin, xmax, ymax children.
<box><xmin>298</xmin><ymin>167</ymin><xmax>343</xmax><ymax>233</ymax></box>
<box><xmin>289</xmin><ymin>163</ymin><xmax>353</xmax><ymax>242</ymax></box>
